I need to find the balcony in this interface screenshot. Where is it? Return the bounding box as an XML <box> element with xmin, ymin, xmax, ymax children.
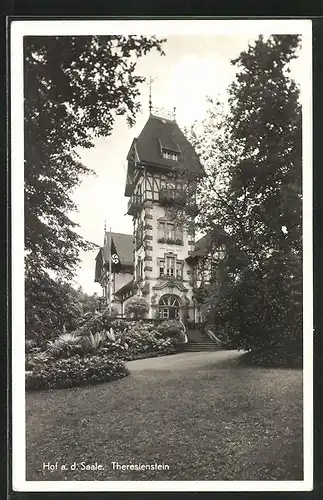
<box><xmin>159</xmin><ymin>187</ymin><xmax>186</xmax><ymax>206</ymax></box>
<box><xmin>127</xmin><ymin>194</ymin><xmax>142</xmax><ymax>215</ymax></box>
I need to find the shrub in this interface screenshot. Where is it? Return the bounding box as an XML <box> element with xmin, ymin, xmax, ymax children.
<box><xmin>111</xmin><ymin>318</ymin><xmax>129</xmax><ymax>333</ymax></box>
<box><xmin>25</xmin><ymin>350</ymin><xmax>50</xmax><ymax>371</ymax></box>
<box><xmin>121</xmin><ymin>321</ymin><xmax>177</xmax><ymax>359</ymax></box>
<box><xmin>125</xmin><ymin>296</ymin><xmax>149</xmax><ymax>319</ymax></box>
<box><xmin>75</xmin><ymin>306</ymin><xmax>118</xmax><ymax>337</ymax></box>
<box><xmin>26</xmin><ymin>355</ymin><xmax>129</xmax><ymax>390</ymax></box>
<box><xmin>25</xmin><ymin>339</ymin><xmax>37</xmax><ymax>353</ymax></box>
<box><xmin>80</xmin><ymin>331</ymin><xmax>107</xmax><ymax>353</ymax></box>
<box><xmin>157</xmin><ymin>320</ymin><xmax>185</xmax><ymax>342</ymax></box>
<box><xmin>46</xmin><ymin>332</ymin><xmax>84</xmax><ymax>359</ymax></box>
<box><xmin>26</xmin><ymin>318</ymin><xmax>179</xmax><ymax>377</ymax></box>
<box><xmin>206</xmin><ymin>263</ymin><xmax>302</xmax><ymax>365</ymax></box>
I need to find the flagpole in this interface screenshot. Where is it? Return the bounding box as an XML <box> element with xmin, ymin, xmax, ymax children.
<box><xmin>107</xmin><ymin>227</ymin><xmax>115</xmax><ymax>338</ymax></box>
<box><xmin>103</xmin><ymin>220</ymin><xmax>107</xmax><ymax>305</ymax></box>
<box><xmin>109</xmin><ymin>227</ymin><xmax>112</xmax><ymax>316</ymax></box>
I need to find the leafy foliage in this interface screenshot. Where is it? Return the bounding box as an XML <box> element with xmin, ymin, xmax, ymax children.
<box><xmin>121</xmin><ymin>321</ymin><xmax>176</xmax><ymax>360</ymax></box>
<box><xmin>157</xmin><ymin>320</ymin><xmax>186</xmax><ymax>343</ymax></box>
<box><xmin>25</xmin><ymin>279</ymin><xmax>114</xmax><ymax>343</ymax></box>
<box><xmin>124</xmin><ymin>296</ymin><xmax>149</xmax><ymax>319</ymax></box>
<box><xmin>47</xmin><ymin>332</ymin><xmax>84</xmax><ymax>358</ymax></box>
<box><xmin>76</xmin><ymin>306</ymin><xmax>118</xmax><ymax>336</ymax></box>
<box><xmin>77</xmin><ymin>289</ymin><xmax>102</xmax><ymax>316</ymax></box>
<box><xmin>24</xmin><ymin>35</ymin><xmax>164</xmax><ymax>342</ymax></box>
<box><xmin>188</xmin><ymin>36</ymin><xmax>302</xmax><ymax>364</ymax></box>
<box><xmin>25</xmin><ymin>349</ymin><xmax>50</xmax><ymax>371</ymax></box>
<box><xmin>26</xmin><ymin>355</ymin><xmax>128</xmax><ymax>390</ymax></box>
<box><xmin>25</xmin><ymin>278</ymin><xmax>84</xmax><ymax>342</ymax></box>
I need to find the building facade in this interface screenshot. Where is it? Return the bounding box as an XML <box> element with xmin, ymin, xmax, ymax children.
<box><xmin>95</xmin><ymin>110</ymin><xmax>216</xmax><ymax>322</ymax></box>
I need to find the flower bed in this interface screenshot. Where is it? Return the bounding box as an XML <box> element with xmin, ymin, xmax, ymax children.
<box><xmin>26</xmin><ymin>354</ymin><xmax>128</xmax><ymax>391</ymax></box>
<box><xmin>25</xmin><ymin>318</ymin><xmax>185</xmax><ymax>391</ymax></box>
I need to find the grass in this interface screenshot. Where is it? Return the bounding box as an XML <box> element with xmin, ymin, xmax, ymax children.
<box><xmin>26</xmin><ymin>351</ymin><xmax>303</xmax><ymax>481</ymax></box>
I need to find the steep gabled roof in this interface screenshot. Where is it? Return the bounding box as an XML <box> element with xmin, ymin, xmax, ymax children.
<box><xmin>186</xmin><ymin>228</ymin><xmax>227</xmax><ymax>262</ymax></box>
<box><xmin>187</xmin><ymin>234</ymin><xmax>213</xmax><ymax>261</ymax></box>
<box><xmin>127</xmin><ymin>114</ymin><xmax>204</xmax><ymax>177</ymax></box>
<box><xmin>103</xmin><ymin>232</ymin><xmax>134</xmax><ymax>267</ymax></box>
<box><xmin>94</xmin><ymin>232</ymin><xmax>133</xmax><ymax>282</ymax></box>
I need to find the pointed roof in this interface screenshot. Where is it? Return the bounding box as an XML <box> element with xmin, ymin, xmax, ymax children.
<box><xmin>186</xmin><ymin>228</ymin><xmax>228</xmax><ymax>262</ymax></box>
<box><xmin>102</xmin><ymin>232</ymin><xmax>133</xmax><ymax>267</ymax></box>
<box><xmin>186</xmin><ymin>234</ymin><xmax>213</xmax><ymax>261</ymax></box>
<box><xmin>127</xmin><ymin>114</ymin><xmax>204</xmax><ymax>177</ymax></box>
<box><xmin>94</xmin><ymin>232</ymin><xmax>133</xmax><ymax>282</ymax></box>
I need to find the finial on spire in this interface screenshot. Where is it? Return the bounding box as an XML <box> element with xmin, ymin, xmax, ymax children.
<box><xmin>173</xmin><ymin>107</ymin><xmax>176</xmax><ymax>121</ymax></box>
<box><xmin>149</xmin><ymin>77</ymin><xmax>153</xmax><ymax>114</ymax></box>
<box><xmin>104</xmin><ymin>220</ymin><xmax>107</xmax><ymax>244</ymax></box>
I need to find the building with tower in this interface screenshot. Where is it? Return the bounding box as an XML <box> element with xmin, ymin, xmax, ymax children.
<box><xmin>94</xmin><ymin>107</ymin><xmax>215</xmax><ymax>323</ymax></box>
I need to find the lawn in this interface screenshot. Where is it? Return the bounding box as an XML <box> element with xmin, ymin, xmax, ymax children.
<box><xmin>26</xmin><ymin>350</ymin><xmax>303</xmax><ymax>481</ymax></box>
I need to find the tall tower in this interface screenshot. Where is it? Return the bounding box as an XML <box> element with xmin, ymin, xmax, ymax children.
<box><xmin>124</xmin><ymin>108</ymin><xmax>203</xmax><ymax>321</ymax></box>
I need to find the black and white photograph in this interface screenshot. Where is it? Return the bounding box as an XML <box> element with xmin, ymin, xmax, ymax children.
<box><xmin>11</xmin><ymin>19</ymin><xmax>313</xmax><ymax>491</ymax></box>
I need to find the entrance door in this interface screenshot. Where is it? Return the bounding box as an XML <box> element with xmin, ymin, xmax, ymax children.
<box><xmin>159</xmin><ymin>294</ymin><xmax>181</xmax><ymax>320</ymax></box>
<box><xmin>169</xmin><ymin>307</ymin><xmax>178</xmax><ymax>320</ymax></box>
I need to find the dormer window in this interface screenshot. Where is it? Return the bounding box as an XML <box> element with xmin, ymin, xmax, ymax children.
<box><xmin>162</xmin><ymin>149</ymin><xmax>179</xmax><ymax>161</ymax></box>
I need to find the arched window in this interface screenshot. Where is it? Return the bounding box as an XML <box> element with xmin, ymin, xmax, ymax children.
<box><xmin>158</xmin><ymin>294</ymin><xmax>181</xmax><ymax>320</ymax></box>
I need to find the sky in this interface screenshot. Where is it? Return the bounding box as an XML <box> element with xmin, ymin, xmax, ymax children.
<box><xmin>70</xmin><ymin>34</ymin><xmax>305</xmax><ymax>295</ymax></box>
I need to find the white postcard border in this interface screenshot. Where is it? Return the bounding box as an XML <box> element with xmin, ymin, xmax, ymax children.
<box><xmin>11</xmin><ymin>18</ymin><xmax>313</xmax><ymax>492</ymax></box>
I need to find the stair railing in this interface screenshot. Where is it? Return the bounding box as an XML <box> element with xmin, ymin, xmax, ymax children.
<box><xmin>179</xmin><ymin>320</ymin><xmax>188</xmax><ymax>343</ymax></box>
<box><xmin>206</xmin><ymin>329</ymin><xmax>227</xmax><ymax>345</ymax></box>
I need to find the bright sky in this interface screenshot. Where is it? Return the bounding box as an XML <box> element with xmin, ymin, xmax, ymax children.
<box><xmin>70</xmin><ymin>34</ymin><xmax>305</xmax><ymax>295</ymax></box>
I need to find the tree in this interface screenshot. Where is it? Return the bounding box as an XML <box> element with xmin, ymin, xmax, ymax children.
<box><xmin>125</xmin><ymin>296</ymin><xmax>149</xmax><ymax>319</ymax></box>
<box><xmin>76</xmin><ymin>288</ymin><xmax>102</xmax><ymax>315</ymax></box>
<box><xmin>189</xmin><ymin>35</ymin><xmax>302</xmax><ymax>364</ymax></box>
<box><xmin>24</xmin><ymin>35</ymin><xmax>164</xmax><ymax>339</ymax></box>
<box><xmin>25</xmin><ymin>278</ymin><xmax>84</xmax><ymax>342</ymax></box>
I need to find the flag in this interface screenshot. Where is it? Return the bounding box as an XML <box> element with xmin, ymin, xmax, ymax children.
<box><xmin>110</xmin><ymin>238</ymin><xmax>122</xmax><ymax>273</ymax></box>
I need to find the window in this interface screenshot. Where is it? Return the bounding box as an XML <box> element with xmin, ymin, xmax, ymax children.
<box><xmin>146</xmin><ymin>174</ymin><xmax>162</xmax><ymax>201</ymax></box>
<box><xmin>167</xmin><ymin>223</ymin><xmax>175</xmax><ymax>240</ymax></box>
<box><xmin>175</xmin><ymin>226</ymin><xmax>183</xmax><ymax>241</ymax></box>
<box><xmin>158</xmin><ymin>256</ymin><xmax>175</xmax><ymax>278</ymax></box>
<box><xmin>158</xmin><ymin>294</ymin><xmax>181</xmax><ymax>320</ymax></box>
<box><xmin>136</xmin><ymin>257</ymin><xmax>142</xmax><ymax>281</ymax></box>
<box><xmin>166</xmin><ymin>255</ymin><xmax>175</xmax><ymax>277</ymax></box>
<box><xmin>159</xmin><ymin>254</ymin><xmax>183</xmax><ymax>280</ymax></box>
<box><xmin>157</xmin><ymin>220</ymin><xmax>183</xmax><ymax>244</ymax></box>
<box><xmin>146</xmin><ymin>175</ymin><xmax>153</xmax><ymax>200</ymax></box>
<box><xmin>162</xmin><ymin>149</ymin><xmax>179</xmax><ymax>161</ymax></box>
<box><xmin>134</xmin><ymin>181</ymin><xmax>142</xmax><ymax>204</ymax></box>
<box><xmin>159</xmin><ymin>259</ymin><xmax>165</xmax><ymax>277</ymax></box>
<box><xmin>136</xmin><ymin>257</ymin><xmax>144</xmax><ymax>281</ymax></box>
<box><xmin>161</xmin><ymin>308</ymin><xmax>168</xmax><ymax>319</ymax></box>
<box><xmin>158</xmin><ymin>221</ymin><xmax>166</xmax><ymax>241</ymax></box>
<box><xmin>136</xmin><ymin>222</ymin><xmax>143</xmax><ymax>250</ymax></box>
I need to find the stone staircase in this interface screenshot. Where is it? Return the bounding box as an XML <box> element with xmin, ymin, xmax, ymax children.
<box><xmin>185</xmin><ymin>328</ymin><xmax>222</xmax><ymax>352</ymax></box>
